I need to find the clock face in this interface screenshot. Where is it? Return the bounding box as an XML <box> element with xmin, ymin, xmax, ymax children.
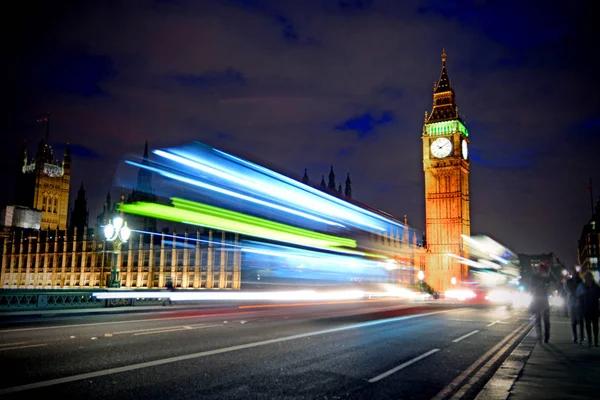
<box><xmin>461</xmin><ymin>140</ymin><xmax>468</xmax><ymax>160</ymax></box>
<box><xmin>430</xmin><ymin>137</ymin><xmax>453</xmax><ymax>158</ymax></box>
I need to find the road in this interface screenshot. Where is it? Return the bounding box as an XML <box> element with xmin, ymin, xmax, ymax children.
<box><xmin>0</xmin><ymin>300</ymin><xmax>531</xmax><ymax>399</ymax></box>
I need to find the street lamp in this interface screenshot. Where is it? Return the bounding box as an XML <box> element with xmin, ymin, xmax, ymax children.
<box><xmin>451</xmin><ymin>277</ymin><xmax>457</xmax><ymax>285</ymax></box>
<box><xmin>104</xmin><ymin>216</ymin><xmax>131</xmax><ymax>288</ymax></box>
<box><xmin>417</xmin><ymin>270</ymin><xmax>425</xmax><ymax>282</ymax></box>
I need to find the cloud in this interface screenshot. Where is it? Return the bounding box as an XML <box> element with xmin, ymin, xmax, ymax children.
<box><xmin>175</xmin><ymin>68</ymin><xmax>246</xmax><ymax>88</ymax></box>
<box><xmin>229</xmin><ymin>0</ymin><xmax>315</xmax><ymax>44</ymax></box>
<box><xmin>335</xmin><ymin>111</ymin><xmax>395</xmax><ymax>139</ymax></box>
<box><xmin>27</xmin><ymin>48</ymin><xmax>115</xmax><ymax>97</ymax></box>
<box><xmin>53</xmin><ymin>143</ymin><xmax>102</xmax><ymax>159</ymax></box>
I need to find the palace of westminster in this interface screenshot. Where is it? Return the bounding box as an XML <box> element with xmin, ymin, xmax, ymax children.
<box><xmin>1</xmin><ymin>52</ymin><xmax>596</xmax><ymax>291</ymax></box>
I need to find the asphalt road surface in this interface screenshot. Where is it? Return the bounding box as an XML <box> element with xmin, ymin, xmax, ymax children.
<box><xmin>0</xmin><ymin>300</ymin><xmax>531</xmax><ymax>399</ymax></box>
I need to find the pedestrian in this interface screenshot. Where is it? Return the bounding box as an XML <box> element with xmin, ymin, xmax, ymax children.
<box><xmin>564</xmin><ymin>271</ymin><xmax>585</xmax><ymax>344</ymax></box>
<box><xmin>529</xmin><ymin>262</ymin><xmax>553</xmax><ymax>343</ymax></box>
<box><xmin>581</xmin><ymin>271</ymin><xmax>600</xmax><ymax>348</ymax></box>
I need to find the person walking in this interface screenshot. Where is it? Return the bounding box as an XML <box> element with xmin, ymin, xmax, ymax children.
<box><xmin>581</xmin><ymin>271</ymin><xmax>600</xmax><ymax>348</ymax></box>
<box><xmin>564</xmin><ymin>271</ymin><xmax>585</xmax><ymax>344</ymax></box>
<box><xmin>529</xmin><ymin>262</ymin><xmax>553</xmax><ymax>343</ymax></box>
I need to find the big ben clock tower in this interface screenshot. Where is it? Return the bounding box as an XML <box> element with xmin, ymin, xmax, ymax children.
<box><xmin>422</xmin><ymin>50</ymin><xmax>471</xmax><ymax>292</ymax></box>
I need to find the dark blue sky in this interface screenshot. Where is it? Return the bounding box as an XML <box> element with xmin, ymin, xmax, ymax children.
<box><xmin>3</xmin><ymin>0</ymin><xmax>599</xmax><ymax>266</ymax></box>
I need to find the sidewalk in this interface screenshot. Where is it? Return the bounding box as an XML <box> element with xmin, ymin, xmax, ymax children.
<box><xmin>476</xmin><ymin>314</ymin><xmax>600</xmax><ymax>400</ymax></box>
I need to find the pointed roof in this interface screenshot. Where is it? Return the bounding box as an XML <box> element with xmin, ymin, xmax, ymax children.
<box><xmin>328</xmin><ymin>165</ymin><xmax>336</xmax><ymax>190</ymax></box>
<box><xmin>426</xmin><ymin>49</ymin><xmax>461</xmax><ymax>124</ymax></box>
<box><xmin>143</xmin><ymin>139</ymin><xmax>149</xmax><ymax>160</ymax></box>
<box><xmin>434</xmin><ymin>49</ymin><xmax>452</xmax><ymax>93</ymax></box>
<box><xmin>302</xmin><ymin>168</ymin><xmax>309</xmax><ymax>184</ymax></box>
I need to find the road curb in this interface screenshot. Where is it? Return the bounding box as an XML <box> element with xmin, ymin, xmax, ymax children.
<box><xmin>474</xmin><ymin>327</ymin><xmax>537</xmax><ymax>399</ymax></box>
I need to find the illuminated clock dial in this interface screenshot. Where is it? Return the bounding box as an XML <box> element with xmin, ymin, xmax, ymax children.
<box><xmin>461</xmin><ymin>140</ymin><xmax>468</xmax><ymax>160</ymax></box>
<box><xmin>430</xmin><ymin>137</ymin><xmax>452</xmax><ymax>158</ymax></box>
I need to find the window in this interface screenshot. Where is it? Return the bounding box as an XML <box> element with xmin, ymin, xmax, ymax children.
<box><xmin>53</xmin><ymin>197</ymin><xmax>58</xmax><ymax>213</ymax></box>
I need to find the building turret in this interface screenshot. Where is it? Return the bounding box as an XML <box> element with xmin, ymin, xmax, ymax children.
<box><xmin>320</xmin><ymin>175</ymin><xmax>326</xmax><ymax>190</ymax></box>
<box><xmin>328</xmin><ymin>165</ymin><xmax>336</xmax><ymax>190</ymax></box>
<box><xmin>344</xmin><ymin>172</ymin><xmax>352</xmax><ymax>198</ymax></box>
<box><xmin>302</xmin><ymin>168</ymin><xmax>309</xmax><ymax>184</ymax></box>
<box><xmin>15</xmin><ymin>116</ymin><xmax>71</xmax><ymax>231</ymax></box>
<box><xmin>70</xmin><ymin>182</ymin><xmax>88</xmax><ymax>232</ymax></box>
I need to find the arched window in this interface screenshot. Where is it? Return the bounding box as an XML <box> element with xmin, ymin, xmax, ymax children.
<box><xmin>42</xmin><ymin>194</ymin><xmax>47</xmax><ymax>211</ymax></box>
<box><xmin>53</xmin><ymin>197</ymin><xmax>58</xmax><ymax>213</ymax></box>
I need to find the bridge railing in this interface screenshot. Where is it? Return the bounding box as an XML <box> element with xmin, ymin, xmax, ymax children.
<box><xmin>0</xmin><ymin>290</ymin><xmax>169</xmax><ymax>311</ymax></box>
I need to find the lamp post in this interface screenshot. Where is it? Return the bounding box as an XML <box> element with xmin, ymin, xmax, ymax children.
<box><xmin>451</xmin><ymin>276</ymin><xmax>457</xmax><ymax>286</ymax></box>
<box><xmin>104</xmin><ymin>216</ymin><xmax>131</xmax><ymax>288</ymax></box>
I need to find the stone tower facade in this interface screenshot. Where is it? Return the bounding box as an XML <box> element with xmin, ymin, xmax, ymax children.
<box><xmin>422</xmin><ymin>50</ymin><xmax>471</xmax><ymax>292</ymax></box>
<box><xmin>16</xmin><ymin>139</ymin><xmax>71</xmax><ymax>231</ymax></box>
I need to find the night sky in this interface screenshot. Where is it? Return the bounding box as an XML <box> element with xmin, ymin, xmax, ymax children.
<box><xmin>3</xmin><ymin>0</ymin><xmax>599</xmax><ymax>266</ymax></box>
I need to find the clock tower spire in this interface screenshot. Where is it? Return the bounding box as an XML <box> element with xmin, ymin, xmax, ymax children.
<box><xmin>422</xmin><ymin>50</ymin><xmax>471</xmax><ymax>292</ymax></box>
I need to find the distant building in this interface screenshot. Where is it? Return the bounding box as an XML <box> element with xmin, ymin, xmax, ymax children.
<box><xmin>577</xmin><ymin>198</ymin><xmax>599</xmax><ymax>274</ymax></box>
<box><xmin>1</xmin><ymin>205</ymin><xmax>42</xmax><ymax>230</ymax></box>
<box><xmin>518</xmin><ymin>253</ymin><xmax>562</xmax><ymax>287</ymax></box>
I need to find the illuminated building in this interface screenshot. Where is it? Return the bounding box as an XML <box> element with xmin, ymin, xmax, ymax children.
<box><xmin>14</xmin><ymin>139</ymin><xmax>71</xmax><ymax>231</ymax></box>
<box><xmin>0</xmin><ymin>227</ymin><xmax>240</xmax><ymax>289</ymax></box>
<box><xmin>422</xmin><ymin>50</ymin><xmax>471</xmax><ymax>292</ymax></box>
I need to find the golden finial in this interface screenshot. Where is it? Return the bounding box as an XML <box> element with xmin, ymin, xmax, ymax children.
<box><xmin>441</xmin><ymin>48</ymin><xmax>447</xmax><ymax>63</ymax></box>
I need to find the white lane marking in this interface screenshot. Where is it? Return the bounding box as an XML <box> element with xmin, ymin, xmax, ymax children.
<box><xmin>431</xmin><ymin>322</ymin><xmax>529</xmax><ymax>400</ymax></box>
<box><xmin>0</xmin><ymin>343</ymin><xmax>47</xmax><ymax>352</ymax></box>
<box><xmin>0</xmin><ymin>313</ymin><xmax>236</xmax><ymax>333</ymax></box>
<box><xmin>448</xmin><ymin>319</ymin><xmax>476</xmax><ymax>322</ymax></box>
<box><xmin>113</xmin><ymin>323</ymin><xmax>217</xmax><ymax>335</ymax></box>
<box><xmin>133</xmin><ymin>324</ymin><xmax>223</xmax><ymax>336</ymax></box>
<box><xmin>488</xmin><ymin>314</ymin><xmax>513</xmax><ymax>326</ymax></box>
<box><xmin>452</xmin><ymin>330</ymin><xmax>480</xmax><ymax>343</ymax></box>
<box><xmin>0</xmin><ymin>342</ymin><xmax>28</xmax><ymax>347</ymax></box>
<box><xmin>0</xmin><ymin>309</ymin><xmax>456</xmax><ymax>394</ymax></box>
<box><xmin>368</xmin><ymin>349</ymin><xmax>440</xmax><ymax>383</ymax></box>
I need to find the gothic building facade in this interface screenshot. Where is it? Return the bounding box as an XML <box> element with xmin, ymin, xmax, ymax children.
<box><xmin>1</xmin><ymin>139</ymin><xmax>241</xmax><ymax>290</ymax></box>
<box><xmin>16</xmin><ymin>139</ymin><xmax>71</xmax><ymax>231</ymax></box>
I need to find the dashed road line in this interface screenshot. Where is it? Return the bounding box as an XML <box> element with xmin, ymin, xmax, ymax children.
<box><xmin>452</xmin><ymin>330</ymin><xmax>480</xmax><ymax>343</ymax></box>
<box><xmin>369</xmin><ymin>349</ymin><xmax>440</xmax><ymax>383</ymax></box>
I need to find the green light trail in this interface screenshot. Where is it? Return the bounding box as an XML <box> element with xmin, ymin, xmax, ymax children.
<box><xmin>117</xmin><ymin>200</ymin><xmax>357</xmax><ymax>252</ymax></box>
